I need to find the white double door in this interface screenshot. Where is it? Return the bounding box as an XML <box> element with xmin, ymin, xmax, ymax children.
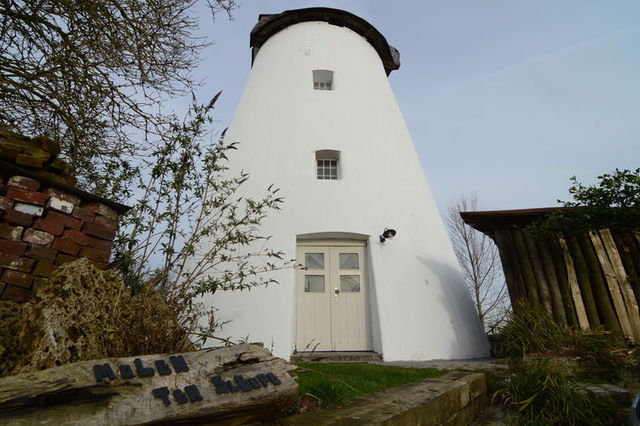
<box><xmin>295</xmin><ymin>241</ymin><xmax>371</xmax><ymax>352</ymax></box>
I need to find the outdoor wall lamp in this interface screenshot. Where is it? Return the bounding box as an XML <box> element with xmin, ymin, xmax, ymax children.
<box><xmin>379</xmin><ymin>228</ymin><xmax>397</xmax><ymax>243</ymax></box>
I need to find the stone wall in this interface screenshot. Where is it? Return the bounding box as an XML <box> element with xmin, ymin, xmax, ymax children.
<box><xmin>0</xmin><ymin>131</ymin><xmax>128</xmax><ymax>302</ymax></box>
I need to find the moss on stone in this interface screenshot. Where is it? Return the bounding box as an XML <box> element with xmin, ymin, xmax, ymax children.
<box><xmin>0</xmin><ymin>130</ymin><xmax>74</xmax><ymax>184</ymax></box>
<box><xmin>14</xmin><ymin>258</ymin><xmax>192</xmax><ymax>374</ymax></box>
<box><xmin>0</xmin><ymin>300</ymin><xmax>22</xmax><ymax>377</ymax></box>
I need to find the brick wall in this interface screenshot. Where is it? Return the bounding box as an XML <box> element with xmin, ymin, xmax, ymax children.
<box><xmin>0</xmin><ymin>174</ymin><xmax>122</xmax><ymax>302</ymax></box>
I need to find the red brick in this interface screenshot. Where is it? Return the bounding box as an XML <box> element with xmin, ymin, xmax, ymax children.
<box><xmin>52</xmin><ymin>238</ymin><xmax>81</xmax><ymax>255</ymax></box>
<box><xmin>7</xmin><ymin>175</ymin><xmax>40</xmax><ymax>191</ymax></box>
<box><xmin>4</xmin><ymin>209</ymin><xmax>34</xmax><ymax>227</ymax></box>
<box><xmin>62</xmin><ymin>229</ymin><xmax>89</xmax><ymax>246</ymax></box>
<box><xmin>33</xmin><ymin>262</ymin><xmax>58</xmax><ymax>277</ymax></box>
<box><xmin>26</xmin><ymin>245</ymin><xmax>58</xmax><ymax>263</ymax></box>
<box><xmin>62</xmin><ymin>229</ymin><xmax>112</xmax><ymax>250</ymax></box>
<box><xmin>86</xmin><ymin>236</ymin><xmax>112</xmax><ymax>251</ymax></box>
<box><xmin>5</xmin><ymin>187</ymin><xmax>49</xmax><ymax>205</ymax></box>
<box><xmin>0</xmin><ymin>196</ymin><xmax>13</xmax><ymax>210</ymax></box>
<box><xmin>1</xmin><ymin>284</ymin><xmax>34</xmax><ymax>303</ymax></box>
<box><xmin>0</xmin><ymin>239</ymin><xmax>27</xmax><ymax>256</ymax></box>
<box><xmin>47</xmin><ymin>188</ymin><xmax>81</xmax><ymax>205</ymax></box>
<box><xmin>83</xmin><ymin>223</ymin><xmax>116</xmax><ymax>240</ymax></box>
<box><xmin>46</xmin><ymin>211</ymin><xmax>83</xmax><ymax>230</ymax></box>
<box><xmin>0</xmin><ymin>254</ymin><xmax>35</xmax><ymax>272</ymax></box>
<box><xmin>2</xmin><ymin>269</ymin><xmax>33</xmax><ymax>288</ymax></box>
<box><xmin>79</xmin><ymin>246</ymin><xmax>110</xmax><ymax>263</ymax></box>
<box><xmin>56</xmin><ymin>254</ymin><xmax>79</xmax><ymax>265</ymax></box>
<box><xmin>94</xmin><ymin>215</ymin><xmax>118</xmax><ymax>231</ymax></box>
<box><xmin>23</xmin><ymin>229</ymin><xmax>54</xmax><ymax>246</ymax></box>
<box><xmin>0</xmin><ymin>224</ymin><xmax>23</xmax><ymax>241</ymax></box>
<box><xmin>33</xmin><ymin>217</ymin><xmax>64</xmax><ymax>236</ymax></box>
<box><xmin>71</xmin><ymin>206</ymin><xmax>95</xmax><ymax>222</ymax></box>
<box><xmin>83</xmin><ymin>202</ymin><xmax>118</xmax><ymax>220</ymax></box>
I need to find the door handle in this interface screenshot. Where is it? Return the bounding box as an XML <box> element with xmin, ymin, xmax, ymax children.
<box><xmin>334</xmin><ymin>288</ymin><xmax>340</xmax><ymax>295</ymax></box>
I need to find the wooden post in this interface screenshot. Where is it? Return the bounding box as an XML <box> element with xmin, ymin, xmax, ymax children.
<box><xmin>523</xmin><ymin>231</ymin><xmax>553</xmax><ymax>316</ymax></box>
<box><xmin>547</xmin><ymin>236</ymin><xmax>579</xmax><ymax>327</ymax></box>
<box><xmin>612</xmin><ymin>228</ymin><xmax>640</xmax><ymax>306</ymax></box>
<box><xmin>578</xmin><ymin>232</ymin><xmax>621</xmax><ymax>332</ymax></box>
<box><xmin>595</xmin><ymin>229</ymin><xmax>640</xmax><ymax>342</ymax></box>
<box><xmin>536</xmin><ymin>237</ymin><xmax>567</xmax><ymax>325</ymax></box>
<box><xmin>493</xmin><ymin>227</ymin><xmax>527</xmax><ymax>308</ymax></box>
<box><xmin>566</xmin><ymin>235</ymin><xmax>601</xmax><ymax>327</ymax></box>
<box><xmin>512</xmin><ymin>228</ymin><xmax>541</xmax><ymax>306</ymax></box>
<box><xmin>558</xmin><ymin>236</ymin><xmax>590</xmax><ymax>329</ymax></box>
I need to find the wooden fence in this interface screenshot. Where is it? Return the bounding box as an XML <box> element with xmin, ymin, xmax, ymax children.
<box><xmin>461</xmin><ymin>208</ymin><xmax>640</xmax><ymax>343</ymax></box>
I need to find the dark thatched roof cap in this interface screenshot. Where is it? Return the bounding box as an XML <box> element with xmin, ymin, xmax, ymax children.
<box><xmin>250</xmin><ymin>7</ymin><xmax>400</xmax><ymax>76</ymax></box>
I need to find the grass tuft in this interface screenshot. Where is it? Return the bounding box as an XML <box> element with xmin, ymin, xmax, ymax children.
<box><xmin>495</xmin><ymin>359</ymin><xmax>622</xmax><ymax>425</ymax></box>
<box><xmin>295</xmin><ymin>363</ymin><xmax>445</xmax><ymax>407</ymax></box>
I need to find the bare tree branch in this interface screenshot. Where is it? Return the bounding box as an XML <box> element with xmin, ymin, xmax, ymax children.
<box><xmin>446</xmin><ymin>193</ymin><xmax>511</xmax><ymax>332</ymax></box>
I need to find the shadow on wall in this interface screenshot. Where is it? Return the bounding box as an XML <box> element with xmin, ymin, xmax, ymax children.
<box><xmin>417</xmin><ymin>256</ymin><xmax>490</xmax><ymax>359</ymax></box>
<box><xmin>366</xmin><ymin>242</ymin><xmax>383</xmax><ymax>355</ymax></box>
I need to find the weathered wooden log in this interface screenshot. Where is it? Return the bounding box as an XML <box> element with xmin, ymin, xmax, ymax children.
<box><xmin>547</xmin><ymin>236</ymin><xmax>578</xmax><ymax>327</ymax></box>
<box><xmin>626</xmin><ymin>231</ymin><xmax>640</xmax><ymax>276</ymax></box>
<box><xmin>536</xmin><ymin>238</ymin><xmax>567</xmax><ymax>325</ymax></box>
<box><xmin>577</xmin><ymin>232</ymin><xmax>620</xmax><ymax>332</ymax></box>
<box><xmin>597</xmin><ymin>229</ymin><xmax>640</xmax><ymax>342</ymax></box>
<box><xmin>612</xmin><ymin>228</ymin><xmax>640</xmax><ymax>306</ymax></box>
<box><xmin>0</xmin><ymin>344</ymin><xmax>297</xmax><ymax>425</ymax></box>
<box><xmin>566</xmin><ymin>235</ymin><xmax>601</xmax><ymax>327</ymax></box>
<box><xmin>493</xmin><ymin>227</ymin><xmax>527</xmax><ymax>308</ymax></box>
<box><xmin>511</xmin><ymin>228</ymin><xmax>540</xmax><ymax>306</ymax></box>
<box><xmin>523</xmin><ymin>232</ymin><xmax>553</xmax><ymax>316</ymax></box>
<box><xmin>557</xmin><ymin>236</ymin><xmax>589</xmax><ymax>329</ymax></box>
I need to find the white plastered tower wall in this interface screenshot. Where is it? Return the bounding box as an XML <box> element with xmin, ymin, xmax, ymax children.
<box><xmin>199</xmin><ymin>9</ymin><xmax>489</xmax><ymax>361</ymax></box>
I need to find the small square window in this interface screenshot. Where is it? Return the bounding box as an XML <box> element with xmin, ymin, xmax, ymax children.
<box><xmin>315</xmin><ymin>150</ymin><xmax>340</xmax><ymax>180</ymax></box>
<box><xmin>313</xmin><ymin>70</ymin><xmax>333</xmax><ymax>91</ymax></box>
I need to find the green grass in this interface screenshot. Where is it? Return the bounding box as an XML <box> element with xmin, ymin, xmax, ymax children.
<box><xmin>295</xmin><ymin>363</ymin><xmax>446</xmax><ymax>407</ymax></box>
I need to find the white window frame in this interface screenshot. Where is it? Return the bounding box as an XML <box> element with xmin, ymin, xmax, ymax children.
<box><xmin>315</xmin><ymin>150</ymin><xmax>340</xmax><ymax>180</ymax></box>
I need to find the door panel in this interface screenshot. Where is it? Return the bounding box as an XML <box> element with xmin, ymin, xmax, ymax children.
<box><xmin>296</xmin><ymin>242</ymin><xmax>370</xmax><ymax>351</ymax></box>
<box><xmin>331</xmin><ymin>246</ymin><xmax>368</xmax><ymax>350</ymax></box>
<box><xmin>296</xmin><ymin>247</ymin><xmax>331</xmax><ymax>351</ymax></box>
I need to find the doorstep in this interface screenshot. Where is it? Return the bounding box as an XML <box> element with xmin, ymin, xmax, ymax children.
<box><xmin>291</xmin><ymin>351</ymin><xmax>383</xmax><ymax>363</ymax></box>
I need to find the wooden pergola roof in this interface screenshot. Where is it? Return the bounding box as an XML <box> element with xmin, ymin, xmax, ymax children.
<box><xmin>460</xmin><ymin>207</ymin><xmax>569</xmax><ymax>237</ymax></box>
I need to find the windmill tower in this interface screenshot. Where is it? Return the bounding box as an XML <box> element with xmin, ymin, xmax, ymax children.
<box><xmin>201</xmin><ymin>8</ymin><xmax>489</xmax><ymax>361</ymax></box>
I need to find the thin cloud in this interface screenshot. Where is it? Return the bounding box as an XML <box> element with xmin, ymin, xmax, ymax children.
<box><xmin>442</xmin><ymin>26</ymin><xmax>640</xmax><ymax>91</ymax></box>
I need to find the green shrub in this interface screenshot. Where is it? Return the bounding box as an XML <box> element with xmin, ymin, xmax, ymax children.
<box><xmin>496</xmin><ymin>359</ymin><xmax>620</xmax><ymax>425</ymax></box>
<box><xmin>573</xmin><ymin>330</ymin><xmax>626</xmax><ymax>383</ymax></box>
<box><xmin>501</xmin><ymin>304</ymin><xmax>575</xmax><ymax>356</ymax></box>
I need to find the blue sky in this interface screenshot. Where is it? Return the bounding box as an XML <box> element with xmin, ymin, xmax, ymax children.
<box><xmin>185</xmin><ymin>1</ymin><xmax>640</xmax><ymax>214</ymax></box>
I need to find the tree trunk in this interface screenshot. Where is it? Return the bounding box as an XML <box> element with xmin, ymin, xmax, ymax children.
<box><xmin>536</xmin><ymin>237</ymin><xmax>567</xmax><ymax>325</ymax></box>
<box><xmin>612</xmin><ymin>228</ymin><xmax>640</xmax><ymax>306</ymax></box>
<box><xmin>493</xmin><ymin>227</ymin><xmax>527</xmax><ymax>309</ymax></box>
<box><xmin>578</xmin><ymin>232</ymin><xmax>620</xmax><ymax>332</ymax></box>
<box><xmin>594</xmin><ymin>229</ymin><xmax>640</xmax><ymax>342</ymax></box>
<box><xmin>511</xmin><ymin>228</ymin><xmax>540</xmax><ymax>306</ymax></box>
<box><xmin>522</xmin><ymin>232</ymin><xmax>553</xmax><ymax>315</ymax></box>
<box><xmin>566</xmin><ymin>235</ymin><xmax>601</xmax><ymax>327</ymax></box>
<box><xmin>0</xmin><ymin>344</ymin><xmax>297</xmax><ymax>425</ymax></box>
<box><xmin>557</xmin><ymin>236</ymin><xmax>590</xmax><ymax>329</ymax></box>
